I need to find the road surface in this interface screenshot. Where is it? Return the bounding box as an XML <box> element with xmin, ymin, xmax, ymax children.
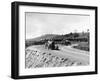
<box><xmin>27</xmin><ymin>45</ymin><xmax>89</xmax><ymax>65</ymax></box>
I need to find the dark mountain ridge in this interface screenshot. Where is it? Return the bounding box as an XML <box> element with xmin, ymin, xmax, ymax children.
<box><xmin>26</xmin><ymin>32</ymin><xmax>89</xmax><ymax>42</ymax></box>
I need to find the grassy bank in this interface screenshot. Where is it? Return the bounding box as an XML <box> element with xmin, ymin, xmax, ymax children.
<box><xmin>73</xmin><ymin>42</ymin><xmax>89</xmax><ymax>51</ymax></box>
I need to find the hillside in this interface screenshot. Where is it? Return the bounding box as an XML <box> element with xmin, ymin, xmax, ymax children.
<box><xmin>26</xmin><ymin>34</ymin><xmax>59</xmax><ymax>42</ymax></box>
<box><xmin>26</xmin><ymin>32</ymin><xmax>89</xmax><ymax>42</ymax></box>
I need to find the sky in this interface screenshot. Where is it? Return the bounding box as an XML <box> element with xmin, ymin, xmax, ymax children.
<box><xmin>26</xmin><ymin>12</ymin><xmax>90</xmax><ymax>39</ymax></box>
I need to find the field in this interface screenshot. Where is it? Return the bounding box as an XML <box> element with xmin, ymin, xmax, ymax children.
<box><xmin>25</xmin><ymin>44</ymin><xmax>89</xmax><ymax>68</ymax></box>
<box><xmin>73</xmin><ymin>42</ymin><xmax>89</xmax><ymax>51</ymax></box>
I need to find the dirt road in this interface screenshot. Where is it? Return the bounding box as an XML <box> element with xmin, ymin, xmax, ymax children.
<box><xmin>27</xmin><ymin>45</ymin><xmax>89</xmax><ymax>65</ymax></box>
